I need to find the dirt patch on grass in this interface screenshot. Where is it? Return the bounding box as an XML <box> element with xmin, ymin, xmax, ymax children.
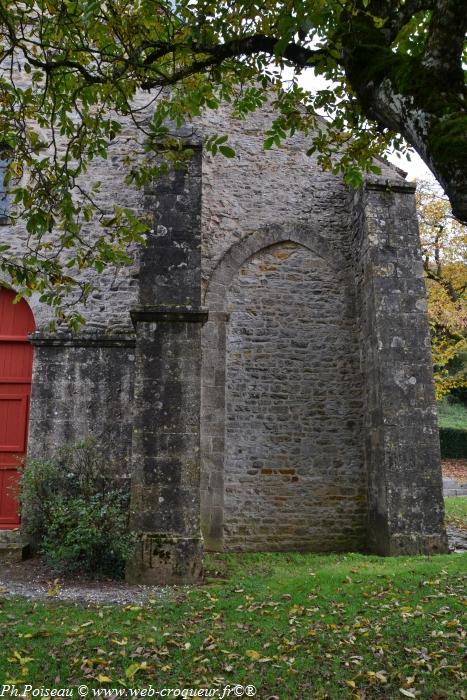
<box><xmin>442</xmin><ymin>459</ymin><xmax>467</xmax><ymax>483</ymax></box>
<box><xmin>0</xmin><ymin>554</ymin><xmax>173</xmax><ymax>605</ymax></box>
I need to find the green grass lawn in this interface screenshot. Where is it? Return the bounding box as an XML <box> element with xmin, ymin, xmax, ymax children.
<box><xmin>445</xmin><ymin>496</ymin><xmax>467</xmax><ymax>529</ymax></box>
<box><xmin>1</xmin><ymin>552</ymin><xmax>466</xmax><ymax>699</ymax></box>
<box><xmin>437</xmin><ymin>398</ymin><xmax>467</xmax><ymax>430</ymax></box>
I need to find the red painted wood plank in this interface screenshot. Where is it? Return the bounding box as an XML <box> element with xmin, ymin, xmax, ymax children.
<box><xmin>0</xmin><ymin>336</ymin><xmax>31</xmax><ymax>342</ymax></box>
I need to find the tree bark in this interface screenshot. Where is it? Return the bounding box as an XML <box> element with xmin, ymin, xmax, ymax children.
<box><xmin>347</xmin><ymin>61</ymin><xmax>467</xmax><ymax>222</ymax></box>
<box><xmin>340</xmin><ymin>1</ymin><xmax>467</xmax><ymax>222</ymax></box>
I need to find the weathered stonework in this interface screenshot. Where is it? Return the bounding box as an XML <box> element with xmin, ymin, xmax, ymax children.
<box><xmin>0</xmin><ymin>101</ymin><xmax>448</xmax><ymax>581</ymax></box>
<box><xmin>352</xmin><ymin>181</ymin><xmax>448</xmax><ymax>555</ymax></box>
<box><xmin>0</xmin><ymin>529</ymin><xmax>29</xmax><ymax>562</ymax></box>
<box><xmin>200</xmin><ymin>228</ymin><xmax>366</xmax><ymax>552</ymax></box>
<box><xmin>224</xmin><ymin>242</ymin><xmax>364</xmax><ymax>550</ymax></box>
<box><xmin>28</xmin><ymin>334</ymin><xmax>135</xmax><ymax>467</ymax></box>
<box><xmin>126</xmin><ymin>145</ymin><xmax>207</xmax><ymax>585</ymax></box>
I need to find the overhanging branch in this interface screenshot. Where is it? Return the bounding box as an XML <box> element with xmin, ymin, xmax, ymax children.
<box><xmin>140</xmin><ymin>34</ymin><xmax>327</xmax><ymax>89</ymax></box>
<box><xmin>5</xmin><ymin>25</ymin><xmax>329</xmax><ymax>91</ymax></box>
<box><xmin>386</xmin><ymin>0</ymin><xmax>435</xmax><ymax>41</ymax></box>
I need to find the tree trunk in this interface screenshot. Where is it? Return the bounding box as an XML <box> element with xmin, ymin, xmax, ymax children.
<box><xmin>341</xmin><ymin>12</ymin><xmax>467</xmax><ymax>222</ymax></box>
<box><xmin>358</xmin><ymin>75</ymin><xmax>466</xmax><ymax>222</ymax></box>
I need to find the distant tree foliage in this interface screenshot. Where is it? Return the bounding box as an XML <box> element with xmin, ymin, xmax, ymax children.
<box><xmin>417</xmin><ymin>181</ymin><xmax>467</xmax><ymax>399</ymax></box>
<box><xmin>0</xmin><ymin>1</ymin><xmax>465</xmax><ymax>323</ymax></box>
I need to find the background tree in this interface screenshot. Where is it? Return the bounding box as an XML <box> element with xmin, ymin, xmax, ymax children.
<box><xmin>417</xmin><ymin>180</ymin><xmax>467</xmax><ymax>399</ymax></box>
<box><xmin>0</xmin><ymin>0</ymin><xmax>465</xmax><ymax>323</ymax></box>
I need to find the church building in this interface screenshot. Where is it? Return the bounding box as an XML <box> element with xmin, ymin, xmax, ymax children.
<box><xmin>0</xmin><ymin>104</ymin><xmax>448</xmax><ymax>583</ymax></box>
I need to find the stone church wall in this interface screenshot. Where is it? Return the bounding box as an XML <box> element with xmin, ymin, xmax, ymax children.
<box><xmin>351</xmin><ymin>182</ymin><xmax>447</xmax><ymax>554</ymax></box>
<box><xmin>1</xmin><ymin>125</ymin><xmax>143</xmax><ymax>333</ymax></box>
<box><xmin>223</xmin><ymin>241</ymin><xmax>365</xmax><ymax>550</ymax></box>
<box><xmin>198</xmin><ymin>104</ymin><xmax>399</xmax><ymax>287</ymax></box>
<box><xmin>0</xmin><ymin>94</ymin><xmax>448</xmax><ymax>571</ymax></box>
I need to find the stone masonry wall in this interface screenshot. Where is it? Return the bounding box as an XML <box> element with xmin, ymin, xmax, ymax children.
<box><xmin>198</xmin><ymin>105</ymin><xmax>401</xmax><ymax>292</ymax></box>
<box><xmin>0</xmin><ymin>94</ymin><xmax>402</xmax><ymax>332</ymax></box>
<box><xmin>222</xmin><ymin>241</ymin><xmax>365</xmax><ymax>551</ymax></box>
<box><xmin>126</xmin><ymin>145</ymin><xmax>206</xmax><ymax>584</ymax></box>
<box><xmin>28</xmin><ymin>336</ymin><xmax>135</xmax><ymax>471</ymax></box>
<box><xmin>0</xmin><ymin>82</ymin><xmax>442</xmax><ymax>562</ymax></box>
<box><xmin>0</xmin><ymin>117</ymin><xmax>144</xmax><ymax>333</ymax></box>
<box><xmin>198</xmin><ymin>107</ymin><xmax>405</xmax><ymax>554</ymax></box>
<box><xmin>0</xmin><ymin>56</ymin><xmax>158</xmax><ymax>332</ymax></box>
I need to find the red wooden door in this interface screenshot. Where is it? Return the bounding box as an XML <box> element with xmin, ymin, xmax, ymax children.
<box><xmin>0</xmin><ymin>288</ymin><xmax>35</xmax><ymax>528</ymax></box>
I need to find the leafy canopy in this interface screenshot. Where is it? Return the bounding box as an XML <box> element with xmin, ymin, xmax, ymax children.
<box><xmin>0</xmin><ymin>0</ymin><xmax>465</xmax><ymax>324</ymax></box>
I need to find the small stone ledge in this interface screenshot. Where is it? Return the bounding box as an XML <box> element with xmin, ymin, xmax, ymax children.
<box><xmin>29</xmin><ymin>332</ymin><xmax>136</xmax><ymax>348</ymax></box>
<box><xmin>130</xmin><ymin>305</ymin><xmax>208</xmax><ymax>324</ymax></box>
<box><xmin>204</xmin><ymin>311</ymin><xmax>230</xmax><ymax>322</ymax></box>
<box><xmin>0</xmin><ymin>542</ymin><xmax>29</xmax><ymax>563</ymax></box>
<box><xmin>364</xmin><ymin>177</ymin><xmax>417</xmax><ymax>194</ymax></box>
<box><xmin>0</xmin><ymin>528</ymin><xmax>23</xmax><ymax>544</ymax></box>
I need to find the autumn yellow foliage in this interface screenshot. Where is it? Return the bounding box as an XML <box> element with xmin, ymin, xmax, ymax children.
<box><xmin>417</xmin><ymin>181</ymin><xmax>467</xmax><ymax>399</ymax></box>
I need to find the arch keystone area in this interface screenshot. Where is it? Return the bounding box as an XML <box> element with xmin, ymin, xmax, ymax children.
<box><xmin>204</xmin><ymin>224</ymin><xmax>346</xmax><ymax>311</ymax></box>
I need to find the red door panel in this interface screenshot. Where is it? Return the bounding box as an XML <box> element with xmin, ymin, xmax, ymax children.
<box><xmin>0</xmin><ymin>289</ymin><xmax>35</xmax><ymax>529</ymax></box>
<box><xmin>0</xmin><ymin>342</ymin><xmax>35</xmax><ymax>380</ymax></box>
<box><xmin>0</xmin><ymin>395</ymin><xmax>28</xmax><ymax>451</ymax></box>
<box><xmin>0</xmin><ymin>469</ymin><xmax>21</xmax><ymax>527</ymax></box>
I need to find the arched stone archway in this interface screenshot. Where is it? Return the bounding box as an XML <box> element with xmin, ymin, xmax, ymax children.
<box><xmin>203</xmin><ymin>223</ymin><xmax>345</xmax><ymax>312</ymax></box>
<box><xmin>201</xmin><ymin>226</ymin><xmax>366</xmax><ymax>551</ymax></box>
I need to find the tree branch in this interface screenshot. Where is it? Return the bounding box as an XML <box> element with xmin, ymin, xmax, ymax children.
<box><xmin>9</xmin><ymin>24</ymin><xmax>326</xmax><ymax>92</ymax></box>
<box><xmin>424</xmin><ymin>265</ymin><xmax>464</xmax><ymax>302</ymax></box>
<box><xmin>140</xmin><ymin>34</ymin><xmax>326</xmax><ymax>89</ymax></box>
<box><xmin>386</xmin><ymin>0</ymin><xmax>435</xmax><ymax>41</ymax></box>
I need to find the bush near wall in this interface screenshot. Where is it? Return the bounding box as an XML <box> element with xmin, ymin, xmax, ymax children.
<box><xmin>439</xmin><ymin>427</ymin><xmax>467</xmax><ymax>459</ymax></box>
<box><xmin>20</xmin><ymin>438</ymin><xmax>134</xmax><ymax>578</ymax></box>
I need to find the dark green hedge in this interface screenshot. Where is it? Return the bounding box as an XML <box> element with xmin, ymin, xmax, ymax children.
<box><xmin>439</xmin><ymin>428</ymin><xmax>467</xmax><ymax>459</ymax></box>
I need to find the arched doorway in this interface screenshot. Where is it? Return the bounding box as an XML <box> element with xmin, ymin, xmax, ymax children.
<box><xmin>0</xmin><ymin>288</ymin><xmax>35</xmax><ymax>529</ymax></box>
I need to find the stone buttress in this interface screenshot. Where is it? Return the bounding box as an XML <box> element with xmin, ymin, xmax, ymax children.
<box><xmin>126</xmin><ymin>142</ymin><xmax>207</xmax><ymax>584</ymax></box>
<box><xmin>352</xmin><ymin>180</ymin><xmax>448</xmax><ymax>555</ymax></box>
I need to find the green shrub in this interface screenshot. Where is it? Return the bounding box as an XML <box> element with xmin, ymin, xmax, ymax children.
<box><xmin>20</xmin><ymin>438</ymin><xmax>134</xmax><ymax>578</ymax></box>
<box><xmin>439</xmin><ymin>427</ymin><xmax>467</xmax><ymax>459</ymax></box>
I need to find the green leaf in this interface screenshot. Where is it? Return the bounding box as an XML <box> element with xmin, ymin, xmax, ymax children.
<box><xmin>219</xmin><ymin>145</ymin><xmax>235</xmax><ymax>158</ymax></box>
<box><xmin>344</xmin><ymin>168</ymin><xmax>364</xmax><ymax>189</ymax></box>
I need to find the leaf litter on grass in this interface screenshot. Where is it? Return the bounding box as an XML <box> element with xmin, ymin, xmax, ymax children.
<box><xmin>0</xmin><ymin>552</ymin><xmax>465</xmax><ymax>699</ymax></box>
